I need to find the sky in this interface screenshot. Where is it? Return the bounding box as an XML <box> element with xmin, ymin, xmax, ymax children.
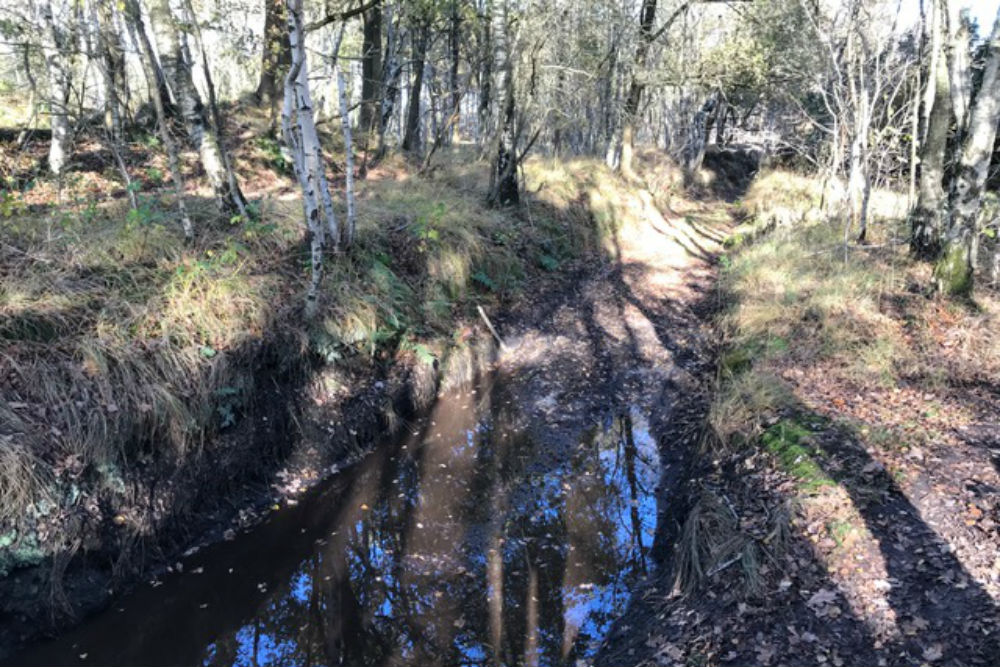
<box><xmin>897</xmin><ymin>0</ymin><xmax>1000</xmax><ymax>35</ymax></box>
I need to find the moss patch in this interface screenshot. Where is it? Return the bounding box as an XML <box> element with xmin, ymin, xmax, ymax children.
<box><xmin>761</xmin><ymin>419</ymin><xmax>835</xmax><ymax>492</ymax></box>
<box><xmin>934</xmin><ymin>242</ymin><xmax>972</xmax><ymax>297</ymax></box>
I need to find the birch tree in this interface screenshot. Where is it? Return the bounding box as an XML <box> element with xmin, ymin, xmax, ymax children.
<box><xmin>911</xmin><ymin>0</ymin><xmax>950</xmax><ymax>259</ymax></box>
<box><xmin>934</xmin><ymin>6</ymin><xmax>1000</xmax><ymax>295</ymax></box>
<box><xmin>333</xmin><ymin>25</ymin><xmax>357</xmax><ymax>245</ymax></box>
<box><xmin>147</xmin><ymin>0</ymin><xmax>247</xmax><ymax>216</ymax></box>
<box><xmin>124</xmin><ymin>0</ymin><xmax>194</xmax><ymax>240</ymax></box>
<box><xmin>282</xmin><ymin>0</ymin><xmax>339</xmax><ymax>316</ymax></box>
<box><xmin>36</xmin><ymin>0</ymin><xmax>72</xmax><ymax>176</ymax></box>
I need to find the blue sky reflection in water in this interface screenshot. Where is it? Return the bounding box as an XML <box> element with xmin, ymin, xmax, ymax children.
<box><xmin>13</xmin><ymin>381</ymin><xmax>660</xmax><ymax>667</ymax></box>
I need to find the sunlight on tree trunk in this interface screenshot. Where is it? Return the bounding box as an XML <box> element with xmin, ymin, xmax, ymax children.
<box><xmin>935</xmin><ymin>6</ymin><xmax>1000</xmax><ymax>296</ymax></box>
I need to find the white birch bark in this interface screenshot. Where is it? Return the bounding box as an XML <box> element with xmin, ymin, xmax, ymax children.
<box><xmin>944</xmin><ymin>2</ymin><xmax>972</xmax><ymax>137</ymax></box>
<box><xmin>282</xmin><ymin>0</ymin><xmax>338</xmax><ymax>317</ymax></box>
<box><xmin>37</xmin><ymin>0</ymin><xmax>72</xmax><ymax>176</ymax></box>
<box><xmin>148</xmin><ymin>0</ymin><xmax>238</xmax><ymax>214</ymax></box>
<box><xmin>180</xmin><ymin>0</ymin><xmax>248</xmax><ymax>218</ymax></box>
<box><xmin>125</xmin><ymin>0</ymin><xmax>193</xmax><ymax>240</ymax></box>
<box><xmin>936</xmin><ymin>6</ymin><xmax>1000</xmax><ymax>294</ymax></box>
<box><xmin>333</xmin><ymin>25</ymin><xmax>357</xmax><ymax>246</ymax></box>
<box><xmin>912</xmin><ymin>6</ymin><xmax>951</xmax><ymax>258</ymax></box>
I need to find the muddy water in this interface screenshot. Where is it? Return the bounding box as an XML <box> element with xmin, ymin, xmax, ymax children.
<box><xmin>12</xmin><ymin>378</ymin><xmax>660</xmax><ymax>667</ymax></box>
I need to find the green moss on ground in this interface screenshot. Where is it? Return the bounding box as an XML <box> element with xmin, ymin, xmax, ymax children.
<box><xmin>761</xmin><ymin>419</ymin><xmax>835</xmax><ymax>492</ymax></box>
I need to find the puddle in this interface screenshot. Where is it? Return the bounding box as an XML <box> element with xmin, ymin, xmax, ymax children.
<box><xmin>12</xmin><ymin>378</ymin><xmax>660</xmax><ymax>666</ymax></box>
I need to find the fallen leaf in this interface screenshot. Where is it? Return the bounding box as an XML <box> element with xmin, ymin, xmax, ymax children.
<box><xmin>807</xmin><ymin>588</ymin><xmax>838</xmax><ymax>607</ymax></box>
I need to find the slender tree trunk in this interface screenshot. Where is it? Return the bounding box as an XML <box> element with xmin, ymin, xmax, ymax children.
<box><xmin>125</xmin><ymin>0</ymin><xmax>194</xmax><ymax>240</ymax></box>
<box><xmin>38</xmin><ymin>0</ymin><xmax>72</xmax><ymax>176</ymax></box>
<box><xmin>94</xmin><ymin>1</ymin><xmax>124</xmax><ymax>143</ymax></box>
<box><xmin>920</xmin><ymin>0</ymin><xmax>940</xmax><ymax>144</ymax></box>
<box><xmin>181</xmin><ymin>0</ymin><xmax>249</xmax><ymax>218</ymax></box>
<box><xmin>448</xmin><ymin>0</ymin><xmax>462</xmax><ymax>144</ymax></box>
<box><xmin>911</xmin><ymin>12</ymin><xmax>950</xmax><ymax>259</ymax></box>
<box><xmin>935</xmin><ymin>7</ymin><xmax>1000</xmax><ymax>296</ymax></box>
<box><xmin>477</xmin><ymin>1</ymin><xmax>493</xmax><ymax>146</ymax></box>
<box><xmin>333</xmin><ymin>26</ymin><xmax>357</xmax><ymax>246</ymax></box>
<box><xmin>402</xmin><ymin>22</ymin><xmax>429</xmax><ymax>154</ymax></box>
<box><xmin>16</xmin><ymin>44</ymin><xmax>40</xmax><ymax>148</ymax></box>
<box><xmin>282</xmin><ymin>0</ymin><xmax>338</xmax><ymax>316</ymax></box>
<box><xmin>845</xmin><ymin>27</ymin><xmax>872</xmax><ymax>243</ymax></box>
<box><xmin>257</xmin><ymin>0</ymin><xmax>291</xmax><ymax>110</ymax></box>
<box><xmin>375</xmin><ymin>2</ymin><xmax>397</xmax><ymax>154</ymax></box>
<box><xmin>359</xmin><ymin>2</ymin><xmax>383</xmax><ymax>139</ymax></box>
<box><xmin>943</xmin><ymin>1</ymin><xmax>972</xmax><ymax>140</ymax></box>
<box><xmin>93</xmin><ymin>1</ymin><xmax>136</xmax><ymax>210</ymax></box>
<box><xmin>148</xmin><ymin>0</ymin><xmax>246</xmax><ymax>215</ymax></box>
<box><xmin>488</xmin><ymin>5</ymin><xmax>518</xmax><ymax>207</ymax></box>
<box><xmin>619</xmin><ymin>0</ymin><xmax>657</xmax><ymax>177</ymax></box>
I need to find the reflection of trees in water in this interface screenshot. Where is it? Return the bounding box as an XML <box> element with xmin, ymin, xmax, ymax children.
<box><xmin>199</xmin><ymin>391</ymin><xmax>656</xmax><ymax>667</ymax></box>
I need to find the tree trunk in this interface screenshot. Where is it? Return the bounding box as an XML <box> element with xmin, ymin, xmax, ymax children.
<box><xmin>477</xmin><ymin>1</ymin><xmax>492</xmax><ymax>146</ymax></box>
<box><xmin>911</xmin><ymin>11</ymin><xmax>950</xmax><ymax>259</ymax></box>
<box><xmin>488</xmin><ymin>6</ymin><xmax>518</xmax><ymax>207</ymax></box>
<box><xmin>402</xmin><ymin>23</ymin><xmax>429</xmax><ymax>154</ymax></box>
<box><xmin>448</xmin><ymin>0</ymin><xmax>462</xmax><ymax>144</ymax></box>
<box><xmin>943</xmin><ymin>1</ymin><xmax>972</xmax><ymax>140</ymax></box>
<box><xmin>92</xmin><ymin>1</ymin><xmax>136</xmax><ymax>209</ymax></box>
<box><xmin>181</xmin><ymin>0</ymin><xmax>249</xmax><ymax>218</ymax></box>
<box><xmin>935</xmin><ymin>7</ymin><xmax>1000</xmax><ymax>296</ymax></box>
<box><xmin>333</xmin><ymin>26</ymin><xmax>357</xmax><ymax>246</ymax></box>
<box><xmin>282</xmin><ymin>0</ymin><xmax>339</xmax><ymax>316</ymax></box>
<box><xmin>359</xmin><ymin>2</ymin><xmax>383</xmax><ymax>139</ymax></box>
<box><xmin>257</xmin><ymin>0</ymin><xmax>291</xmax><ymax>108</ymax></box>
<box><xmin>94</xmin><ymin>1</ymin><xmax>124</xmax><ymax>143</ymax></box>
<box><xmin>845</xmin><ymin>27</ymin><xmax>872</xmax><ymax>243</ymax></box>
<box><xmin>125</xmin><ymin>0</ymin><xmax>194</xmax><ymax>240</ymax></box>
<box><xmin>376</xmin><ymin>3</ymin><xmax>403</xmax><ymax>158</ymax></box>
<box><xmin>619</xmin><ymin>0</ymin><xmax>657</xmax><ymax>177</ymax></box>
<box><xmin>149</xmin><ymin>0</ymin><xmax>245</xmax><ymax>215</ymax></box>
<box><xmin>37</xmin><ymin>0</ymin><xmax>72</xmax><ymax>176</ymax></box>
<box><xmin>682</xmin><ymin>96</ymin><xmax>715</xmax><ymax>177</ymax></box>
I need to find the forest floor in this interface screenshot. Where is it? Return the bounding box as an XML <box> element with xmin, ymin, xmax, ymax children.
<box><xmin>597</xmin><ymin>172</ymin><xmax>1000</xmax><ymax>667</ymax></box>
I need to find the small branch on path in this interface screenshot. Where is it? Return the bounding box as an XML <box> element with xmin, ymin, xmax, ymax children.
<box><xmin>477</xmin><ymin>305</ymin><xmax>509</xmax><ymax>351</ymax></box>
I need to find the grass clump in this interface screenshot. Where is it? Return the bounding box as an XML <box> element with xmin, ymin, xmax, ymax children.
<box><xmin>674</xmin><ymin>490</ymin><xmax>792</xmax><ymax>596</ymax></box>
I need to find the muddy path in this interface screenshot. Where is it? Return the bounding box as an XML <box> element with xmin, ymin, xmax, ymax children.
<box><xmin>3</xmin><ymin>198</ymin><xmax>728</xmax><ymax>666</ymax></box>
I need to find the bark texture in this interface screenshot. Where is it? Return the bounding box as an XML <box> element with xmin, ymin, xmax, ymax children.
<box><xmin>911</xmin><ymin>9</ymin><xmax>950</xmax><ymax>259</ymax></box>
<box><xmin>282</xmin><ymin>0</ymin><xmax>339</xmax><ymax>316</ymax></box>
<box><xmin>935</xmin><ymin>7</ymin><xmax>1000</xmax><ymax>295</ymax></box>
<box><xmin>38</xmin><ymin>0</ymin><xmax>72</xmax><ymax>176</ymax></box>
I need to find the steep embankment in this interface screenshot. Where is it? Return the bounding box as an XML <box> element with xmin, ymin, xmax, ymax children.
<box><xmin>0</xmin><ymin>114</ymin><xmax>734</xmax><ymax>658</ymax></box>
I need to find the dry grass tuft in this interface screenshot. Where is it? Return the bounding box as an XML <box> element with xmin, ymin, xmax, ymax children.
<box><xmin>674</xmin><ymin>489</ymin><xmax>791</xmax><ymax>595</ymax></box>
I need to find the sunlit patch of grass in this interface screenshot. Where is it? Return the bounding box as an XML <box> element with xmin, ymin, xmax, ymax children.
<box><xmin>707</xmin><ymin>371</ymin><xmax>791</xmax><ymax>450</ymax></box>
